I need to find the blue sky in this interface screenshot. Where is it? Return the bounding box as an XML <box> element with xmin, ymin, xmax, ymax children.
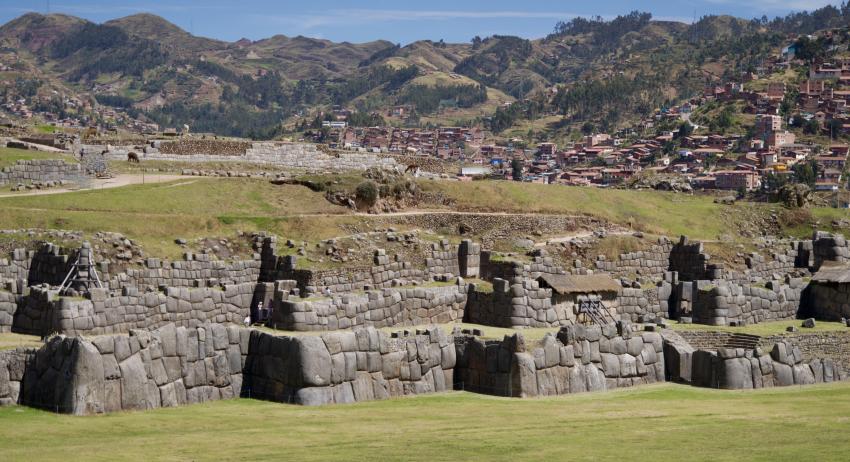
<box><xmin>0</xmin><ymin>0</ymin><xmax>843</xmax><ymax>44</ymax></box>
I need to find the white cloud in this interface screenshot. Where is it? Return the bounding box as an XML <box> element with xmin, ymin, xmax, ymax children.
<box><xmin>13</xmin><ymin>2</ymin><xmax>229</xmax><ymax>16</ymax></box>
<box><xmin>703</xmin><ymin>0</ymin><xmax>839</xmax><ymax>12</ymax></box>
<box><xmin>257</xmin><ymin>8</ymin><xmax>583</xmax><ymax>31</ymax></box>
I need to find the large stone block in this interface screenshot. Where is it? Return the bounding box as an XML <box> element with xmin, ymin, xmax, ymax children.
<box><xmin>119</xmin><ymin>354</ymin><xmax>151</xmax><ymax>410</ymax></box>
<box><xmin>297</xmin><ymin>336</ymin><xmax>332</xmax><ymax>387</ymax></box>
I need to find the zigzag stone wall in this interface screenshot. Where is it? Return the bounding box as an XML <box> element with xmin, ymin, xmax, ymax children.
<box><xmin>760</xmin><ymin>332</ymin><xmax>850</xmax><ymax>372</ymax></box>
<box><xmin>0</xmin><ymin>159</ymin><xmax>82</xmax><ymax>186</ymax></box>
<box><xmin>688</xmin><ymin>279</ymin><xmax>804</xmax><ymax>326</ymax></box>
<box><xmin>617</xmin><ymin>285</ymin><xmax>665</xmax><ymax>322</ymax></box>
<box><xmin>456</xmin><ymin>322</ymin><xmax>665</xmax><ymax>397</ymax></box>
<box><xmin>0</xmin><ymin>348</ymin><xmax>28</xmax><ymax>405</ymax></box>
<box><xmin>101</xmin><ymin>142</ymin><xmax>397</xmax><ymax>172</ymax></box>
<box><xmin>464</xmin><ymin>277</ymin><xmax>614</xmax><ymax>328</ymax></box>
<box><xmin>243</xmin><ymin>326</ymin><xmax>455</xmax><ymax>405</ymax></box>
<box><xmin>0</xmin><ymin>243</ymin><xmax>73</xmax><ymax>288</ymax></box>
<box><xmin>426</xmin><ymin>240</ymin><xmax>460</xmax><ymax>278</ymax></box>
<box><xmin>0</xmin><ymin>290</ymin><xmax>18</xmax><ymax>332</ymax></box>
<box><xmin>812</xmin><ymin>232</ymin><xmax>850</xmax><ymax>269</ymax></box>
<box><xmin>1</xmin><ymin>323</ymin><xmax>247</xmax><ymax>414</ymax></box>
<box><xmin>595</xmin><ymin>237</ymin><xmax>674</xmax><ymax>280</ymax></box>
<box><xmin>807</xmin><ymin>282</ymin><xmax>850</xmax><ymax>321</ymax></box>
<box><xmin>271</xmin><ymin>251</ymin><xmax>428</xmax><ymax>297</ymax></box>
<box><xmin>13</xmin><ymin>283</ymin><xmax>255</xmax><ymax>337</ymax></box>
<box><xmin>270</xmin><ymin>284</ymin><xmax>467</xmax><ymax>331</ymax></box>
<box><xmin>112</xmin><ymin>254</ymin><xmax>263</xmax><ymax>290</ymax></box>
<box><xmin>691</xmin><ymin>342</ymin><xmax>845</xmax><ymax>389</ymax></box>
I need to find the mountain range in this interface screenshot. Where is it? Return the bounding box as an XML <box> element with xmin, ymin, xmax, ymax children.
<box><xmin>1</xmin><ymin>4</ymin><xmax>849</xmax><ymax>139</ymax></box>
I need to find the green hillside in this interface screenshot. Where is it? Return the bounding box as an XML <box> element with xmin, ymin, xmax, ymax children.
<box><xmin>1</xmin><ymin>5</ymin><xmax>849</xmax><ymax>138</ymax></box>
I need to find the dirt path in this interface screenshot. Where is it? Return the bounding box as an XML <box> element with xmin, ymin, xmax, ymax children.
<box><xmin>535</xmin><ymin>229</ymin><xmax>634</xmax><ymax>246</ymax></box>
<box><xmin>0</xmin><ymin>174</ymin><xmax>183</xmax><ymax>198</ymax></box>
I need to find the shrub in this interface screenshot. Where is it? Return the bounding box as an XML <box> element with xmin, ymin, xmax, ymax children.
<box><xmin>355</xmin><ymin>181</ymin><xmax>379</xmax><ymax>206</ymax></box>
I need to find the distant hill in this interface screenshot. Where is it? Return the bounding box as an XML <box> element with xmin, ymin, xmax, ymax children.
<box><xmin>0</xmin><ymin>5</ymin><xmax>848</xmax><ymax>139</ymax></box>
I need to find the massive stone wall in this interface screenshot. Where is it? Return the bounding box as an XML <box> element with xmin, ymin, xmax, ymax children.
<box><xmin>13</xmin><ymin>283</ymin><xmax>255</xmax><ymax>337</ymax></box>
<box><xmin>595</xmin><ymin>237</ymin><xmax>674</xmax><ymax>281</ymax></box>
<box><xmin>807</xmin><ymin>282</ymin><xmax>850</xmax><ymax>321</ymax></box>
<box><xmin>464</xmin><ymin>278</ymin><xmax>561</xmax><ymax>328</ymax></box>
<box><xmin>812</xmin><ymin>232</ymin><xmax>850</xmax><ymax>269</ymax></box>
<box><xmin>426</xmin><ymin>240</ymin><xmax>460</xmax><ymax>278</ymax></box>
<box><xmin>3</xmin><ymin>323</ymin><xmax>247</xmax><ymax>414</ymax></box>
<box><xmin>617</xmin><ymin>285</ymin><xmax>666</xmax><ymax>322</ymax></box>
<box><xmin>465</xmin><ymin>277</ymin><xmax>641</xmax><ymax>328</ymax></box>
<box><xmin>271</xmin><ymin>250</ymin><xmax>433</xmax><ymax>297</ymax></box>
<box><xmin>0</xmin><ymin>159</ymin><xmax>82</xmax><ymax>186</ymax></box>
<box><xmin>270</xmin><ymin>284</ymin><xmax>466</xmax><ymax>331</ymax></box>
<box><xmin>740</xmin><ymin>243</ymin><xmax>801</xmax><ymax>280</ymax></box>
<box><xmin>243</xmin><ymin>326</ymin><xmax>455</xmax><ymax>405</ymax></box>
<box><xmin>456</xmin><ymin>322</ymin><xmax>665</xmax><ymax>397</ymax></box>
<box><xmin>100</xmin><ymin>142</ymin><xmax>397</xmax><ymax>172</ymax></box>
<box><xmin>458</xmin><ymin>239</ymin><xmax>481</xmax><ymax>278</ymax></box>
<box><xmin>0</xmin><ymin>243</ymin><xmax>73</xmax><ymax>288</ymax></box>
<box><xmin>687</xmin><ymin>279</ymin><xmax>803</xmax><ymax>326</ymax></box>
<box><xmin>691</xmin><ymin>342</ymin><xmax>844</xmax><ymax>389</ymax></box>
<box><xmin>113</xmin><ymin>253</ymin><xmax>263</xmax><ymax>290</ymax></box>
<box><xmin>158</xmin><ymin>140</ymin><xmax>252</xmax><ymax>156</ymax></box>
<box><xmin>0</xmin><ymin>348</ymin><xmax>28</xmax><ymax>405</ymax></box>
<box><xmin>479</xmin><ymin>252</ymin><xmax>564</xmax><ymax>282</ymax></box>
<box><xmin>761</xmin><ymin>332</ymin><xmax>850</xmax><ymax>372</ymax></box>
<box><xmin>668</xmin><ymin>237</ymin><xmax>716</xmax><ymax>281</ymax></box>
<box><xmin>0</xmin><ymin>239</ymin><xmax>270</xmax><ymax>293</ymax></box>
<box><xmin>0</xmin><ymin>289</ymin><xmax>18</xmax><ymax>332</ymax></box>
<box><xmin>270</xmin><ymin>241</ymin><xmax>479</xmax><ymax>297</ymax></box>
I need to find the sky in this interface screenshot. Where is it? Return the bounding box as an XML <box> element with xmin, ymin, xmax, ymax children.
<box><xmin>0</xmin><ymin>0</ymin><xmax>844</xmax><ymax>44</ymax></box>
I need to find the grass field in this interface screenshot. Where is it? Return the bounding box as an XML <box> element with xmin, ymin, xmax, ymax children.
<box><xmin>0</xmin><ymin>332</ymin><xmax>41</xmax><ymax>351</ymax></box>
<box><xmin>258</xmin><ymin>322</ymin><xmax>563</xmax><ymax>343</ymax></box>
<box><xmin>0</xmin><ymin>162</ymin><xmax>841</xmax><ymax>258</ymax></box>
<box><xmin>0</xmin><ymin>147</ymin><xmax>74</xmax><ymax>168</ymax></box>
<box><xmin>668</xmin><ymin>319</ymin><xmax>850</xmax><ymax>337</ymax></box>
<box><xmin>1</xmin><ymin>382</ymin><xmax>849</xmax><ymax>461</ymax></box>
<box><xmin>0</xmin><ymin>178</ymin><xmax>353</xmax><ymax>257</ymax></box>
<box><xmin>421</xmin><ymin>180</ymin><xmax>737</xmax><ymax>240</ymax></box>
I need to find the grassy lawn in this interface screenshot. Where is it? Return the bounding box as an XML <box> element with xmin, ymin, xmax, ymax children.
<box><xmin>0</xmin><ymin>147</ymin><xmax>75</xmax><ymax>169</ymax></box>
<box><xmin>0</xmin><ymin>178</ymin><xmax>353</xmax><ymax>258</ymax></box>
<box><xmin>669</xmin><ymin>320</ymin><xmax>850</xmax><ymax>337</ymax></box>
<box><xmin>0</xmin><ymin>166</ymin><xmax>840</xmax><ymax>258</ymax></box>
<box><xmin>0</xmin><ymin>332</ymin><xmax>42</xmax><ymax>351</ymax></box>
<box><xmin>1</xmin><ymin>382</ymin><xmax>849</xmax><ymax>461</ymax></box>
<box><xmin>262</xmin><ymin>322</ymin><xmax>562</xmax><ymax>343</ymax></box>
<box><xmin>421</xmin><ymin>180</ymin><xmax>735</xmax><ymax>240</ymax></box>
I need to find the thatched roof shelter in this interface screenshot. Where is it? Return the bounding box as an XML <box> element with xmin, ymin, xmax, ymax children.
<box><xmin>536</xmin><ymin>274</ymin><xmax>621</xmax><ymax>295</ymax></box>
<box><xmin>812</xmin><ymin>262</ymin><xmax>850</xmax><ymax>284</ymax></box>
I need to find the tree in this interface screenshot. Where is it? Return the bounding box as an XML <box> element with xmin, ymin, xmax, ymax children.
<box><xmin>511</xmin><ymin>158</ymin><xmax>524</xmax><ymax>181</ymax></box>
<box><xmin>792</xmin><ymin>160</ymin><xmax>818</xmax><ymax>186</ymax></box>
<box><xmin>827</xmin><ymin>118</ymin><xmax>843</xmax><ymax>139</ymax></box>
<box><xmin>803</xmin><ymin>119</ymin><xmax>820</xmax><ymax>135</ymax></box>
<box><xmin>763</xmin><ymin>172</ymin><xmax>789</xmax><ymax>192</ymax></box>
<box><xmin>714</xmin><ymin>107</ymin><xmax>734</xmax><ymax>133</ymax></box>
<box><xmin>675</xmin><ymin>121</ymin><xmax>693</xmax><ymax>139</ymax></box>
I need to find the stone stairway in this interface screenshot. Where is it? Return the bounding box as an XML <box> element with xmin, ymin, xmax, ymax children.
<box><xmin>723</xmin><ymin>333</ymin><xmax>761</xmax><ymax>350</ymax></box>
